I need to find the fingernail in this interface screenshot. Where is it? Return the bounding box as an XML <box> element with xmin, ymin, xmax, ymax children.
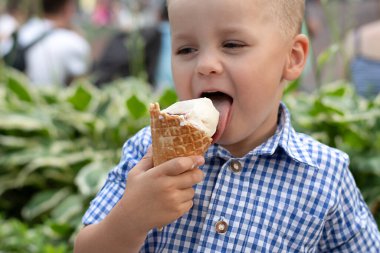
<box><xmin>191</xmin><ymin>156</ymin><xmax>204</xmax><ymax>169</ymax></box>
<box><xmin>195</xmin><ymin>156</ymin><xmax>204</xmax><ymax>166</ymax></box>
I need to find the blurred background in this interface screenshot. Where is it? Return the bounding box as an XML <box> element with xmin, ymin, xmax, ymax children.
<box><xmin>0</xmin><ymin>0</ymin><xmax>379</xmax><ymax>252</ymax></box>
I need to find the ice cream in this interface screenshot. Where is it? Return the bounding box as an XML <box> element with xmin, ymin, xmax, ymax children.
<box><xmin>162</xmin><ymin>98</ymin><xmax>219</xmax><ymax>137</ymax></box>
<box><xmin>150</xmin><ymin>98</ymin><xmax>219</xmax><ymax>166</ymax></box>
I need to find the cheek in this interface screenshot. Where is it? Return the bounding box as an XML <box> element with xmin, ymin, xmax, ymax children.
<box><xmin>172</xmin><ymin>70</ymin><xmax>193</xmax><ymax>100</ymax></box>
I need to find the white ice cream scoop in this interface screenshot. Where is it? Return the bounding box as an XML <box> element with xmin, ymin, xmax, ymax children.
<box><xmin>162</xmin><ymin>97</ymin><xmax>219</xmax><ymax>138</ymax></box>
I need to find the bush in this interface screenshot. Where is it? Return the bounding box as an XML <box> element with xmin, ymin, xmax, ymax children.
<box><xmin>0</xmin><ymin>214</ymin><xmax>70</xmax><ymax>253</ymax></box>
<box><xmin>0</xmin><ymin>65</ymin><xmax>379</xmax><ymax>251</ymax></box>
<box><xmin>0</xmin><ymin>65</ymin><xmax>177</xmax><ymax>251</ymax></box>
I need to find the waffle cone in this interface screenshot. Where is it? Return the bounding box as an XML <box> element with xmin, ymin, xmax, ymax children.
<box><xmin>149</xmin><ymin>103</ymin><xmax>212</xmax><ymax>166</ymax></box>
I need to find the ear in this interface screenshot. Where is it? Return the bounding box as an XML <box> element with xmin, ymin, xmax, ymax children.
<box><xmin>282</xmin><ymin>34</ymin><xmax>309</xmax><ymax>81</ymax></box>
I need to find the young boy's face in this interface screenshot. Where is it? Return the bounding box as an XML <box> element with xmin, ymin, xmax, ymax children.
<box><xmin>169</xmin><ymin>0</ymin><xmax>307</xmax><ymax>156</ymax></box>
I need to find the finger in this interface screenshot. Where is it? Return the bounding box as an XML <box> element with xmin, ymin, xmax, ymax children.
<box><xmin>179</xmin><ymin>187</ymin><xmax>196</xmax><ymax>202</ymax></box>
<box><xmin>179</xmin><ymin>200</ymin><xmax>194</xmax><ymax>213</ymax></box>
<box><xmin>174</xmin><ymin>168</ymin><xmax>204</xmax><ymax>189</ymax></box>
<box><xmin>130</xmin><ymin>146</ymin><xmax>153</xmax><ymax>174</ymax></box>
<box><xmin>160</xmin><ymin>156</ymin><xmax>205</xmax><ymax>176</ymax></box>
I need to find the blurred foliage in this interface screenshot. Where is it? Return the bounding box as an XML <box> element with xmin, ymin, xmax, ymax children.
<box><xmin>0</xmin><ymin>63</ymin><xmax>379</xmax><ymax>252</ymax></box>
<box><xmin>0</xmin><ymin>65</ymin><xmax>177</xmax><ymax>252</ymax></box>
<box><xmin>0</xmin><ymin>214</ymin><xmax>69</xmax><ymax>253</ymax></box>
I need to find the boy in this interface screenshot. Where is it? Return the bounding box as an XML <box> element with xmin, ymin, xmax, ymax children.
<box><xmin>75</xmin><ymin>0</ymin><xmax>380</xmax><ymax>252</ymax></box>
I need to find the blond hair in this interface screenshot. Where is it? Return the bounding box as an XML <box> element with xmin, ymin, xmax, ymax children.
<box><xmin>263</xmin><ymin>0</ymin><xmax>305</xmax><ymax>38</ymax></box>
<box><xmin>167</xmin><ymin>0</ymin><xmax>305</xmax><ymax>38</ymax></box>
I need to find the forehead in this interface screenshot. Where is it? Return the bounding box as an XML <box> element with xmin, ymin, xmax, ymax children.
<box><xmin>168</xmin><ymin>0</ymin><xmax>267</xmax><ymax>13</ymax></box>
<box><xmin>168</xmin><ymin>0</ymin><xmax>277</xmax><ymax>39</ymax></box>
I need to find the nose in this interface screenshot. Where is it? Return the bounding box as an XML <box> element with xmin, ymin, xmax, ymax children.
<box><xmin>196</xmin><ymin>52</ymin><xmax>223</xmax><ymax>76</ymax></box>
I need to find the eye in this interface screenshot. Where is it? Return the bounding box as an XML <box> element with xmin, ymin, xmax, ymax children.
<box><xmin>223</xmin><ymin>41</ymin><xmax>245</xmax><ymax>49</ymax></box>
<box><xmin>176</xmin><ymin>47</ymin><xmax>197</xmax><ymax>55</ymax></box>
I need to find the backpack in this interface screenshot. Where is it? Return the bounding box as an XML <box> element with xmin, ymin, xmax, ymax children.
<box><xmin>3</xmin><ymin>29</ymin><xmax>54</xmax><ymax>72</ymax></box>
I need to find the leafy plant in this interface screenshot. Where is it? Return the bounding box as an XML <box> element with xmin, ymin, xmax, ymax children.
<box><xmin>0</xmin><ymin>65</ymin><xmax>178</xmax><ymax>240</ymax></box>
<box><xmin>0</xmin><ymin>214</ymin><xmax>70</xmax><ymax>253</ymax></box>
<box><xmin>0</xmin><ymin>63</ymin><xmax>379</xmax><ymax>252</ymax></box>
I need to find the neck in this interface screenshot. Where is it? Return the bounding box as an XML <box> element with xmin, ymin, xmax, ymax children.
<box><xmin>44</xmin><ymin>12</ymin><xmax>72</xmax><ymax>29</ymax></box>
<box><xmin>224</xmin><ymin>111</ymin><xmax>278</xmax><ymax>158</ymax></box>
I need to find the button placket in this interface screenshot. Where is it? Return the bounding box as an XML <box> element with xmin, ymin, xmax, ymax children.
<box><xmin>196</xmin><ymin>161</ymin><xmax>232</xmax><ymax>252</ymax></box>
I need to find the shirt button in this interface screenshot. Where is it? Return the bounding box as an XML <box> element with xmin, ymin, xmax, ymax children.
<box><xmin>215</xmin><ymin>220</ymin><xmax>228</xmax><ymax>234</ymax></box>
<box><xmin>230</xmin><ymin>160</ymin><xmax>242</xmax><ymax>173</ymax></box>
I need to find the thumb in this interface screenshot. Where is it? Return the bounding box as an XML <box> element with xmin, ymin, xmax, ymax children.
<box><xmin>132</xmin><ymin>146</ymin><xmax>154</xmax><ymax>174</ymax></box>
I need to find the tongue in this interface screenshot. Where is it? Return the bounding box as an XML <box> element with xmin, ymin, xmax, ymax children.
<box><xmin>210</xmin><ymin>96</ymin><xmax>232</xmax><ymax>143</ymax></box>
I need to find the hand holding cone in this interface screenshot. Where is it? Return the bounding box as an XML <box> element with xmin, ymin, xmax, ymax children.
<box><xmin>149</xmin><ymin>99</ymin><xmax>219</xmax><ymax>231</ymax></box>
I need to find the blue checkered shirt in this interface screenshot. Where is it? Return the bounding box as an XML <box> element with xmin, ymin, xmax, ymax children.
<box><xmin>82</xmin><ymin>103</ymin><xmax>380</xmax><ymax>252</ymax></box>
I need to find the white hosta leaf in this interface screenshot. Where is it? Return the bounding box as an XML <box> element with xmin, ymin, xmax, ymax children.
<box><xmin>22</xmin><ymin>188</ymin><xmax>72</xmax><ymax>220</ymax></box>
<box><xmin>51</xmin><ymin>195</ymin><xmax>83</xmax><ymax>223</ymax></box>
<box><xmin>0</xmin><ymin>114</ymin><xmax>46</xmax><ymax>131</ymax></box>
<box><xmin>75</xmin><ymin>161</ymin><xmax>109</xmax><ymax>197</ymax></box>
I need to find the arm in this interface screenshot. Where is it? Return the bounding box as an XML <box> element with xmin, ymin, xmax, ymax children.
<box><xmin>74</xmin><ymin>148</ymin><xmax>205</xmax><ymax>253</ymax></box>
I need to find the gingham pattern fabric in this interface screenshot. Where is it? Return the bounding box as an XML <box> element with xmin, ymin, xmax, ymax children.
<box><xmin>82</xmin><ymin>103</ymin><xmax>380</xmax><ymax>252</ymax></box>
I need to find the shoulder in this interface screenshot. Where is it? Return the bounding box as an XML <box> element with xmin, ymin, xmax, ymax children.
<box><xmin>284</xmin><ymin>130</ymin><xmax>352</xmax><ymax>217</ymax></box>
<box><xmin>296</xmin><ymin>132</ymin><xmax>349</xmax><ymax>181</ymax></box>
<box><xmin>52</xmin><ymin>29</ymin><xmax>89</xmax><ymax>49</ymax></box>
<box><xmin>121</xmin><ymin>126</ymin><xmax>152</xmax><ymax>159</ymax></box>
<box><xmin>279</xmin><ymin>103</ymin><xmax>349</xmax><ymax>177</ymax></box>
<box><xmin>298</xmin><ymin>132</ymin><xmax>349</xmax><ymax>167</ymax></box>
<box><xmin>113</xmin><ymin>127</ymin><xmax>152</xmax><ymax>181</ymax></box>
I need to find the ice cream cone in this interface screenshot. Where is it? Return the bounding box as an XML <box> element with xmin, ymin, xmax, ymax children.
<box><xmin>149</xmin><ymin>102</ymin><xmax>212</xmax><ymax>167</ymax></box>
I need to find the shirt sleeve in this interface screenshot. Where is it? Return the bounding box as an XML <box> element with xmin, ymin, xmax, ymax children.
<box><xmin>65</xmin><ymin>34</ymin><xmax>91</xmax><ymax>77</ymax></box>
<box><xmin>317</xmin><ymin>162</ymin><xmax>380</xmax><ymax>252</ymax></box>
<box><xmin>82</xmin><ymin>127</ymin><xmax>151</xmax><ymax>225</ymax></box>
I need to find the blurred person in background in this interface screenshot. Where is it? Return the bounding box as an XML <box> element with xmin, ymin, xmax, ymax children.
<box><xmin>91</xmin><ymin>0</ymin><xmax>113</xmax><ymax>27</ymax></box>
<box><xmin>92</xmin><ymin>2</ymin><xmax>173</xmax><ymax>91</ymax></box>
<box><xmin>344</xmin><ymin>18</ymin><xmax>380</xmax><ymax>99</ymax></box>
<box><xmin>0</xmin><ymin>0</ymin><xmax>26</xmax><ymax>46</ymax></box>
<box><xmin>1</xmin><ymin>0</ymin><xmax>91</xmax><ymax>87</ymax></box>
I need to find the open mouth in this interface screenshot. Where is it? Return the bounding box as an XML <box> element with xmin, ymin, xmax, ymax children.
<box><xmin>200</xmin><ymin>92</ymin><xmax>233</xmax><ymax>143</ymax></box>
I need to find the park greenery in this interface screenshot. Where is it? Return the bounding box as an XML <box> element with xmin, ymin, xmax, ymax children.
<box><xmin>0</xmin><ymin>63</ymin><xmax>379</xmax><ymax>252</ymax></box>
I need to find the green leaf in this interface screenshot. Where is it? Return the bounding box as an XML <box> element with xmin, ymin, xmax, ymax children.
<box><xmin>0</xmin><ymin>114</ymin><xmax>47</xmax><ymax>132</ymax></box>
<box><xmin>0</xmin><ymin>135</ymin><xmax>31</xmax><ymax>149</ymax></box>
<box><xmin>48</xmin><ymin>222</ymin><xmax>72</xmax><ymax>237</ymax></box>
<box><xmin>95</xmin><ymin>96</ymin><xmax>111</xmax><ymax>116</ymax></box>
<box><xmin>126</xmin><ymin>95</ymin><xmax>147</xmax><ymax>119</ymax></box>
<box><xmin>6</xmin><ymin>74</ymin><xmax>33</xmax><ymax>103</ymax></box>
<box><xmin>51</xmin><ymin>195</ymin><xmax>83</xmax><ymax>223</ymax></box>
<box><xmin>158</xmin><ymin>88</ymin><xmax>178</xmax><ymax>109</ymax></box>
<box><xmin>354</xmin><ymin>156</ymin><xmax>380</xmax><ymax>176</ymax></box>
<box><xmin>22</xmin><ymin>188</ymin><xmax>72</xmax><ymax>220</ymax></box>
<box><xmin>320</xmin><ymin>83</ymin><xmax>348</xmax><ymax>97</ymax></box>
<box><xmin>316</xmin><ymin>43</ymin><xmax>339</xmax><ymax>72</ymax></box>
<box><xmin>284</xmin><ymin>78</ymin><xmax>300</xmax><ymax>95</ymax></box>
<box><xmin>75</xmin><ymin>161</ymin><xmax>109</xmax><ymax>196</ymax></box>
<box><xmin>67</xmin><ymin>85</ymin><xmax>93</xmax><ymax>111</ymax></box>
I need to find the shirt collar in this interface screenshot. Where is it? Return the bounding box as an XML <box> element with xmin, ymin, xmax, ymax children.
<box><xmin>206</xmin><ymin>102</ymin><xmax>318</xmax><ymax>168</ymax></box>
